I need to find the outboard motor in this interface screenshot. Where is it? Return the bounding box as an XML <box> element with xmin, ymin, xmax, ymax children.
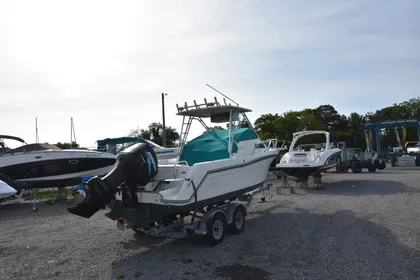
<box><xmin>67</xmin><ymin>143</ymin><xmax>158</xmax><ymax>218</ymax></box>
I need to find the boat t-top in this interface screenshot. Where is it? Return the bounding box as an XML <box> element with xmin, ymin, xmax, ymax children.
<box><xmin>68</xmin><ymin>95</ymin><xmax>279</xmax><ymax>245</ymax></box>
<box><xmin>275</xmin><ymin>130</ymin><xmax>342</xmax><ymax>179</ymax></box>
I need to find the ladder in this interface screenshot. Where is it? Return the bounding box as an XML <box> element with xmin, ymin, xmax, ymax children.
<box><xmin>177</xmin><ymin>116</ymin><xmax>193</xmax><ymax>158</ymax></box>
<box><xmin>241</xmin><ymin>112</ymin><xmax>259</xmax><ymax>137</ymax></box>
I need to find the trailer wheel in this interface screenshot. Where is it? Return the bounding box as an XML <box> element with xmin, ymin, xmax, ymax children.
<box><xmin>205</xmin><ymin>212</ymin><xmax>227</xmax><ymax>246</ymax></box>
<box><xmin>351</xmin><ymin>160</ymin><xmax>362</xmax><ymax>173</ymax></box>
<box><xmin>230</xmin><ymin>205</ymin><xmax>246</xmax><ymax>234</ymax></box>
<box><xmin>377</xmin><ymin>160</ymin><xmax>386</xmax><ymax>170</ymax></box>
<box><xmin>367</xmin><ymin>162</ymin><xmax>376</xmax><ymax>172</ymax></box>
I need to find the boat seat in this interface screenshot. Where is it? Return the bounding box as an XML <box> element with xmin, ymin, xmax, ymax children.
<box><xmin>159</xmin><ymin>186</ymin><xmax>183</xmax><ymax>200</ymax></box>
<box><xmin>309</xmin><ymin>148</ymin><xmax>321</xmax><ymax>162</ymax></box>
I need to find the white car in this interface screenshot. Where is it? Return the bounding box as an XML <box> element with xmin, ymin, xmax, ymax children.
<box><xmin>405</xmin><ymin>141</ymin><xmax>420</xmax><ymax>154</ymax></box>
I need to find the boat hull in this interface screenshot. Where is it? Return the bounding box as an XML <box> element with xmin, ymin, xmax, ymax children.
<box><xmin>12</xmin><ymin>165</ymin><xmax>116</xmax><ymax>191</ymax></box>
<box><xmin>0</xmin><ymin>150</ymin><xmax>116</xmax><ymax>190</ymax></box>
<box><xmin>275</xmin><ymin>164</ymin><xmax>336</xmax><ymax>179</ymax></box>
<box><xmin>106</xmin><ymin>182</ymin><xmax>264</xmax><ymax>228</ymax></box>
<box><xmin>276</xmin><ymin>150</ymin><xmax>341</xmax><ymax>179</ymax></box>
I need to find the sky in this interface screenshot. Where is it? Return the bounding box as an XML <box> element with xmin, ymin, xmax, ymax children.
<box><xmin>1</xmin><ymin>0</ymin><xmax>419</xmax><ymax>148</ymax></box>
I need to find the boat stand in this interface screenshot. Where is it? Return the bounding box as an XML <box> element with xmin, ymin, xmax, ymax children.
<box><xmin>311</xmin><ymin>171</ymin><xmax>325</xmax><ymax>190</ymax></box>
<box><xmin>17</xmin><ymin>188</ymin><xmax>57</xmax><ymax>211</ymax></box>
<box><xmin>275</xmin><ymin>171</ymin><xmax>296</xmax><ymax>194</ymax></box>
<box><xmin>276</xmin><ymin>171</ymin><xmax>325</xmax><ymax>191</ymax></box>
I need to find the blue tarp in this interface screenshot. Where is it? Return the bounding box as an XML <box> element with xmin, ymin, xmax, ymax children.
<box><xmin>72</xmin><ymin>176</ymin><xmax>101</xmax><ymax>191</ymax></box>
<box><xmin>179</xmin><ymin>128</ymin><xmax>257</xmax><ymax>166</ymax></box>
<box><xmin>96</xmin><ymin>136</ymin><xmax>147</xmax><ymax>152</ymax></box>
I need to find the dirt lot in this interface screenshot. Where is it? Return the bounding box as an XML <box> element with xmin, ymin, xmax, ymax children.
<box><xmin>1</xmin><ymin>167</ymin><xmax>420</xmax><ymax>280</ymax></box>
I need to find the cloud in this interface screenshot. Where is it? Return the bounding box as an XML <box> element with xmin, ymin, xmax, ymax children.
<box><xmin>0</xmin><ymin>0</ymin><xmax>419</xmax><ymax>147</ymax></box>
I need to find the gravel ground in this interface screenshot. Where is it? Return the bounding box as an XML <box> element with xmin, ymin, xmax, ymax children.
<box><xmin>1</xmin><ymin>166</ymin><xmax>420</xmax><ymax>280</ymax></box>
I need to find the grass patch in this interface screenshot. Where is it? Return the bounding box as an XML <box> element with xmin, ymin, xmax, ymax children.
<box><xmin>80</xmin><ymin>258</ymin><xmax>86</xmax><ymax>262</ymax></box>
<box><xmin>111</xmin><ymin>259</ymin><xmax>117</xmax><ymax>265</ymax></box>
<box><xmin>116</xmin><ymin>274</ymin><xmax>125</xmax><ymax>279</ymax></box>
<box><xmin>181</xmin><ymin>257</ymin><xmax>193</xmax><ymax>263</ymax></box>
<box><xmin>54</xmin><ymin>269</ymin><xmax>61</xmax><ymax>275</ymax></box>
<box><xmin>205</xmin><ymin>261</ymin><xmax>213</xmax><ymax>266</ymax></box>
<box><xmin>90</xmin><ymin>274</ymin><xmax>98</xmax><ymax>279</ymax></box>
<box><xmin>134</xmin><ymin>271</ymin><xmax>142</xmax><ymax>277</ymax></box>
<box><xmin>56</xmin><ymin>259</ymin><xmax>69</xmax><ymax>266</ymax></box>
<box><xmin>22</xmin><ymin>189</ymin><xmax>74</xmax><ymax>201</ymax></box>
<box><xmin>184</xmin><ymin>271</ymin><xmax>191</xmax><ymax>275</ymax></box>
<box><xmin>237</xmin><ymin>256</ymin><xmax>244</xmax><ymax>261</ymax></box>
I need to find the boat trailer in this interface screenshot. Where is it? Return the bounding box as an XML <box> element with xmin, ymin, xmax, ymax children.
<box><xmin>116</xmin><ymin>182</ymin><xmax>273</xmax><ymax>246</ymax></box>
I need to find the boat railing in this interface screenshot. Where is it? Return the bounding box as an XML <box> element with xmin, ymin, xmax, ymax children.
<box><xmin>263</xmin><ymin>139</ymin><xmax>277</xmax><ymax>149</ymax></box>
<box><xmin>262</xmin><ymin>139</ymin><xmax>287</xmax><ymax>150</ymax></box>
<box><xmin>176</xmin><ymin>97</ymin><xmax>234</xmax><ymax>113</ymax></box>
<box><xmin>171</xmin><ymin>160</ymin><xmax>189</xmax><ymax>178</ymax></box>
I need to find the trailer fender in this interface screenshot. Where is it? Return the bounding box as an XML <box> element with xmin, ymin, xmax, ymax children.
<box><xmin>224</xmin><ymin>203</ymin><xmax>248</xmax><ymax>224</ymax></box>
<box><xmin>197</xmin><ymin>208</ymin><xmax>229</xmax><ymax>233</ymax></box>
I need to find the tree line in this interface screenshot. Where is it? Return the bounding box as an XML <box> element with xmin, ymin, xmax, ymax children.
<box><xmin>254</xmin><ymin>97</ymin><xmax>420</xmax><ymax>148</ymax></box>
<box><xmin>127</xmin><ymin>97</ymin><xmax>419</xmax><ymax>150</ymax></box>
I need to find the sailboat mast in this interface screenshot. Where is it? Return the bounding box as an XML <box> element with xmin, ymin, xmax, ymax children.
<box><xmin>73</xmin><ymin>118</ymin><xmax>76</xmax><ymax>145</ymax></box>
<box><xmin>35</xmin><ymin>117</ymin><xmax>39</xmax><ymax>143</ymax></box>
<box><xmin>70</xmin><ymin>117</ymin><xmax>77</xmax><ymax>149</ymax></box>
<box><xmin>70</xmin><ymin>117</ymin><xmax>77</xmax><ymax>148</ymax></box>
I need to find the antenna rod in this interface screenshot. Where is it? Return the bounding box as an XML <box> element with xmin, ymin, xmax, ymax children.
<box><xmin>206</xmin><ymin>84</ymin><xmax>239</xmax><ymax>106</ymax></box>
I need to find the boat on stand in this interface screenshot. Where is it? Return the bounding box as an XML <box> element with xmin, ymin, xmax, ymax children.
<box><xmin>275</xmin><ymin>130</ymin><xmax>342</xmax><ymax>187</ymax></box>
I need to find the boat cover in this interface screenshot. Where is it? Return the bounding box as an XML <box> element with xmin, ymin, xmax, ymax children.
<box><xmin>180</xmin><ymin>128</ymin><xmax>257</xmax><ymax>166</ymax></box>
<box><xmin>97</xmin><ymin>137</ymin><xmax>147</xmax><ymax>151</ymax></box>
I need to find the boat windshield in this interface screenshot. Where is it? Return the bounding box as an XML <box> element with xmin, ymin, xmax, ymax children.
<box><xmin>1</xmin><ymin>143</ymin><xmax>61</xmax><ymax>155</ymax></box>
<box><xmin>295</xmin><ymin>143</ymin><xmax>325</xmax><ymax>152</ymax></box>
<box><xmin>406</xmin><ymin>142</ymin><xmax>420</xmax><ymax>147</ymax></box>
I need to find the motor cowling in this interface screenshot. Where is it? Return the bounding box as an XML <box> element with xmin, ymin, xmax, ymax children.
<box><xmin>67</xmin><ymin>142</ymin><xmax>158</xmax><ymax>218</ymax></box>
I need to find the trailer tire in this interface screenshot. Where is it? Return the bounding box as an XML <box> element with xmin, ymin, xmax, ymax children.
<box><xmin>351</xmin><ymin>160</ymin><xmax>362</xmax><ymax>173</ymax></box>
<box><xmin>377</xmin><ymin>160</ymin><xmax>386</xmax><ymax>170</ymax></box>
<box><xmin>205</xmin><ymin>212</ymin><xmax>227</xmax><ymax>246</ymax></box>
<box><xmin>230</xmin><ymin>205</ymin><xmax>246</xmax><ymax>234</ymax></box>
<box><xmin>367</xmin><ymin>162</ymin><xmax>376</xmax><ymax>172</ymax></box>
